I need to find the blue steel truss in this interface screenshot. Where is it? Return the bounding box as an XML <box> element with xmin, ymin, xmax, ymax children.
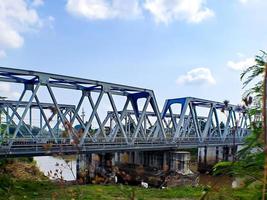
<box><xmin>0</xmin><ymin>67</ymin><xmax>249</xmax><ymax>157</ymax></box>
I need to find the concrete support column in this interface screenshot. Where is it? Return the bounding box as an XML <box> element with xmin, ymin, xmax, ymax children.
<box><xmin>198</xmin><ymin>146</ymin><xmax>221</xmax><ymax>172</ymax></box>
<box><xmin>76</xmin><ymin>154</ymin><xmax>91</xmax><ymax>183</ymax></box>
<box><xmin>198</xmin><ymin>147</ymin><xmax>208</xmax><ymax>172</ymax></box>
<box><xmin>129</xmin><ymin>152</ymin><xmax>135</xmax><ymax>164</ymax></box>
<box><xmin>76</xmin><ymin>153</ymin><xmax>114</xmax><ymax>183</ymax></box>
<box><xmin>204</xmin><ymin>146</ymin><xmax>207</xmax><ymax>168</ymax></box>
<box><xmin>223</xmin><ymin>146</ymin><xmax>229</xmax><ymax>161</ymax></box>
<box><xmin>163</xmin><ymin>151</ymin><xmax>169</xmax><ymax>171</ymax></box>
<box><xmin>169</xmin><ymin>151</ymin><xmax>190</xmax><ymax>172</ymax></box>
<box><xmin>134</xmin><ymin>151</ymin><xmax>140</xmax><ymax>165</ymax></box>
<box><xmin>114</xmin><ymin>152</ymin><xmax>120</xmax><ymax>164</ymax></box>
<box><xmin>216</xmin><ymin>146</ymin><xmax>219</xmax><ymax>162</ymax></box>
<box><xmin>198</xmin><ymin>145</ymin><xmax>240</xmax><ymax>172</ymax></box>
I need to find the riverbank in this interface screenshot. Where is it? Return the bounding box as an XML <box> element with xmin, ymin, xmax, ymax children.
<box><xmin>0</xmin><ymin>158</ymin><xmax>261</xmax><ymax>199</ymax></box>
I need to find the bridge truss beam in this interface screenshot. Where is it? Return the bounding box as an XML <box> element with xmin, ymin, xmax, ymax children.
<box><xmin>161</xmin><ymin>97</ymin><xmax>249</xmax><ymax>142</ymax></box>
<box><xmin>0</xmin><ymin>67</ymin><xmax>249</xmax><ymax>157</ymax></box>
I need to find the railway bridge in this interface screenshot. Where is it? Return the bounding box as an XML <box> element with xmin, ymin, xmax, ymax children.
<box><xmin>0</xmin><ymin>67</ymin><xmax>249</xmax><ymax>177</ymax></box>
<box><xmin>0</xmin><ymin>67</ymin><xmax>251</xmax><ymax>180</ymax></box>
<box><xmin>0</xmin><ymin>67</ymin><xmax>249</xmax><ymax>157</ymax></box>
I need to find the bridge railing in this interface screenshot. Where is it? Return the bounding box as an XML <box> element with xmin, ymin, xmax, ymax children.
<box><xmin>0</xmin><ymin>136</ymin><xmax>245</xmax><ymax>156</ymax></box>
<box><xmin>1</xmin><ymin>136</ymin><xmax>244</xmax><ymax>149</ymax></box>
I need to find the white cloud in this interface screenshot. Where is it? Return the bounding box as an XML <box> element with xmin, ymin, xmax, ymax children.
<box><xmin>239</xmin><ymin>0</ymin><xmax>249</xmax><ymax>3</ymax></box>
<box><xmin>0</xmin><ymin>83</ymin><xmax>20</xmax><ymax>99</ymax></box>
<box><xmin>32</xmin><ymin>0</ymin><xmax>44</xmax><ymax>7</ymax></box>
<box><xmin>66</xmin><ymin>0</ymin><xmax>214</xmax><ymax>24</ymax></box>
<box><xmin>238</xmin><ymin>0</ymin><xmax>264</xmax><ymax>5</ymax></box>
<box><xmin>0</xmin><ymin>0</ymin><xmax>41</xmax><ymax>56</ymax></box>
<box><xmin>66</xmin><ymin>0</ymin><xmax>142</xmax><ymax>20</ymax></box>
<box><xmin>176</xmin><ymin>67</ymin><xmax>216</xmax><ymax>85</ymax></box>
<box><xmin>227</xmin><ymin>57</ymin><xmax>256</xmax><ymax>71</ymax></box>
<box><xmin>143</xmin><ymin>0</ymin><xmax>214</xmax><ymax>24</ymax></box>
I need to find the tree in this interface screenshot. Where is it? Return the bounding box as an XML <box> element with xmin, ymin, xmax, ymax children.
<box><xmin>241</xmin><ymin>50</ymin><xmax>267</xmax><ymax>199</ymax></box>
<box><xmin>213</xmin><ymin>51</ymin><xmax>267</xmax><ymax>199</ymax></box>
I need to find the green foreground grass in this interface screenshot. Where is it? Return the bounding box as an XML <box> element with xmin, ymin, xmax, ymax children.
<box><xmin>0</xmin><ymin>179</ymin><xmax>261</xmax><ymax>200</ymax></box>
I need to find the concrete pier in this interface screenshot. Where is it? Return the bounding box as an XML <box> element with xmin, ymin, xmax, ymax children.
<box><xmin>76</xmin><ymin>145</ymin><xmax>239</xmax><ymax>183</ymax></box>
<box><xmin>77</xmin><ymin>153</ymin><xmax>114</xmax><ymax>183</ymax></box>
<box><xmin>77</xmin><ymin>150</ymin><xmax>192</xmax><ymax>183</ymax></box>
<box><xmin>198</xmin><ymin>145</ymin><xmax>238</xmax><ymax>172</ymax></box>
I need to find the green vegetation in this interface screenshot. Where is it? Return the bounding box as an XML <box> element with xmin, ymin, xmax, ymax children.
<box><xmin>0</xmin><ymin>159</ymin><xmax>260</xmax><ymax>199</ymax></box>
<box><xmin>212</xmin><ymin>50</ymin><xmax>267</xmax><ymax>199</ymax></box>
<box><xmin>1</xmin><ymin>183</ymin><xmax>202</xmax><ymax>200</ymax></box>
<box><xmin>0</xmin><ymin>178</ymin><xmax>262</xmax><ymax>200</ymax></box>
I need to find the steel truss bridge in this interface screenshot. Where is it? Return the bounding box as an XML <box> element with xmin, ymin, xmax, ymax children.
<box><xmin>0</xmin><ymin>67</ymin><xmax>249</xmax><ymax>157</ymax></box>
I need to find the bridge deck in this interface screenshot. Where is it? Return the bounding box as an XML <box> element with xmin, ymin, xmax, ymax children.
<box><xmin>1</xmin><ymin>137</ymin><xmax>243</xmax><ymax>157</ymax></box>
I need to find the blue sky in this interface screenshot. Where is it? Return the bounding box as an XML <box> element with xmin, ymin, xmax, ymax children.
<box><xmin>0</xmin><ymin>0</ymin><xmax>267</xmax><ymax>109</ymax></box>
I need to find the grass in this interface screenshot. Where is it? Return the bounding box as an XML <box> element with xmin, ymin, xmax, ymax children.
<box><xmin>0</xmin><ymin>179</ymin><xmax>262</xmax><ymax>200</ymax></box>
<box><xmin>0</xmin><ymin>180</ymin><xmax>203</xmax><ymax>200</ymax></box>
<box><xmin>69</xmin><ymin>184</ymin><xmax>203</xmax><ymax>200</ymax></box>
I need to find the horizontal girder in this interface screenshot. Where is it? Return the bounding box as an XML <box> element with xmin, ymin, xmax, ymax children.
<box><xmin>0</xmin><ymin>67</ymin><xmax>151</xmax><ymax>95</ymax></box>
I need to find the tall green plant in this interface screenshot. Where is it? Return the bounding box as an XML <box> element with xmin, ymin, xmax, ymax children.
<box><xmin>213</xmin><ymin>51</ymin><xmax>266</xmax><ymax>199</ymax></box>
<box><xmin>241</xmin><ymin>51</ymin><xmax>266</xmax><ymax>120</ymax></box>
<box><xmin>241</xmin><ymin>50</ymin><xmax>267</xmax><ymax>200</ymax></box>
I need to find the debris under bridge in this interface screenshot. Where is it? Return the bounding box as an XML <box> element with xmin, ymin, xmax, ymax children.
<box><xmin>77</xmin><ymin>151</ymin><xmax>199</xmax><ymax>187</ymax></box>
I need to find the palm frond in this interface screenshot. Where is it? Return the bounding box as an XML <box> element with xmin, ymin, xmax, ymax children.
<box><xmin>241</xmin><ymin>50</ymin><xmax>266</xmax><ymax>89</ymax></box>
